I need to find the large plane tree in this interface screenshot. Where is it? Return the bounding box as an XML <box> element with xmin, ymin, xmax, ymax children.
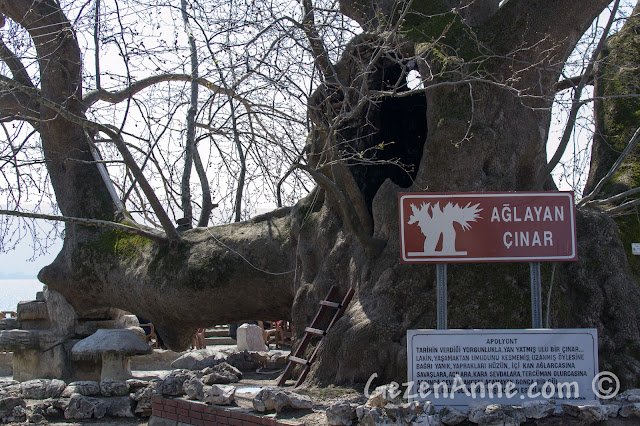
<box><xmin>2</xmin><ymin>0</ymin><xmax>640</xmax><ymax>387</ymax></box>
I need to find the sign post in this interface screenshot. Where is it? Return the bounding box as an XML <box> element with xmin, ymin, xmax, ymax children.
<box><xmin>399</xmin><ymin>192</ymin><xmax>577</xmax><ymax>328</ymax></box>
<box><xmin>530</xmin><ymin>262</ymin><xmax>543</xmax><ymax>328</ymax></box>
<box><xmin>401</xmin><ymin>192</ymin><xmax>589</xmax><ymax>407</ymax></box>
<box><xmin>436</xmin><ymin>264</ymin><xmax>447</xmax><ymax>329</ymax></box>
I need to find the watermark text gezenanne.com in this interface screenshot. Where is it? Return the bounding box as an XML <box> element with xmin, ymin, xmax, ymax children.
<box><xmin>364</xmin><ymin>371</ymin><xmax>620</xmax><ymax>401</ymax></box>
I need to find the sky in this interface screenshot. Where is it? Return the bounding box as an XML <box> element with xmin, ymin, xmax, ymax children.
<box><xmin>0</xmin><ymin>226</ymin><xmax>62</xmax><ymax>280</ymax></box>
<box><xmin>0</xmin><ymin>249</ymin><xmax>55</xmax><ymax>279</ymax></box>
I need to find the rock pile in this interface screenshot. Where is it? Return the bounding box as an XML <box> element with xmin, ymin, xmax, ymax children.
<box><xmin>170</xmin><ymin>347</ymin><xmax>288</xmax><ymax>371</ymax></box>
<box><xmin>0</xmin><ymin>378</ymin><xmax>142</xmax><ymax>422</ymax></box>
<box><xmin>0</xmin><ymin>351</ymin><xmax>305</xmax><ymax>424</ymax></box>
<box><xmin>252</xmin><ymin>387</ymin><xmax>313</xmax><ymax>413</ymax></box>
<box><xmin>324</xmin><ymin>385</ymin><xmax>640</xmax><ymax>425</ymax></box>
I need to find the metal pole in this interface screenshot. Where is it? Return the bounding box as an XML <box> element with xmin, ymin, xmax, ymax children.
<box><xmin>436</xmin><ymin>263</ymin><xmax>447</xmax><ymax>329</ymax></box>
<box><xmin>530</xmin><ymin>262</ymin><xmax>543</xmax><ymax>328</ymax></box>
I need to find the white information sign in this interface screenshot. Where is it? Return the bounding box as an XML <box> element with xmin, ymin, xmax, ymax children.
<box><xmin>407</xmin><ymin>329</ymin><xmax>598</xmax><ymax>407</ymax></box>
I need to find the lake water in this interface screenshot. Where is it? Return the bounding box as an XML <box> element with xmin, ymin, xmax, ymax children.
<box><xmin>0</xmin><ymin>279</ymin><xmax>45</xmax><ymax>312</ymax></box>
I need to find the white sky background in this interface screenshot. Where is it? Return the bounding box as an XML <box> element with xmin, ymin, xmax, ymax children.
<box><xmin>0</xmin><ymin>203</ymin><xmax>63</xmax><ymax>279</ymax></box>
<box><xmin>0</xmin><ymin>1</ymin><xmax>634</xmax><ymax>279</ymax></box>
<box><xmin>0</xmin><ymin>240</ymin><xmax>60</xmax><ymax>279</ymax></box>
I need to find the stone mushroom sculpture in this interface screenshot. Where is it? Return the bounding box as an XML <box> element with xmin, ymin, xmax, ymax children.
<box><xmin>71</xmin><ymin>328</ymin><xmax>152</xmax><ymax>381</ymax></box>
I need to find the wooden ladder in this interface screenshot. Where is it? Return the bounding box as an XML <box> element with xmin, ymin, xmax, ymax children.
<box><xmin>277</xmin><ymin>285</ymin><xmax>355</xmax><ymax>387</ymax></box>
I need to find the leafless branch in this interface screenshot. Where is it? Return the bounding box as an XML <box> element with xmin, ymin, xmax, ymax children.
<box><xmin>0</xmin><ymin>39</ymin><xmax>33</xmax><ymax>88</ymax></box>
<box><xmin>556</xmin><ymin>73</ymin><xmax>594</xmax><ymax>92</ymax></box>
<box><xmin>579</xmin><ymin>126</ymin><xmax>640</xmax><ymax>207</ymax></box>
<box><xmin>534</xmin><ymin>0</ymin><xmax>620</xmax><ymax>190</ymax></box>
<box><xmin>0</xmin><ymin>74</ymin><xmax>181</xmax><ymax>242</ymax></box>
<box><xmin>606</xmin><ymin>198</ymin><xmax>640</xmax><ymax>216</ymax></box>
<box><xmin>179</xmin><ymin>0</ymin><xmax>199</xmax><ymax>228</ymax></box>
<box><xmin>0</xmin><ymin>209</ymin><xmax>166</xmax><ymax>243</ymax></box>
<box><xmin>585</xmin><ymin>187</ymin><xmax>640</xmax><ymax>207</ymax></box>
<box><xmin>300</xmin><ymin>0</ymin><xmax>340</xmax><ymax>84</ymax></box>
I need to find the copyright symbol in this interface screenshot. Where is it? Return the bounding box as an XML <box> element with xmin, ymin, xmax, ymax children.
<box><xmin>592</xmin><ymin>371</ymin><xmax>620</xmax><ymax>399</ymax></box>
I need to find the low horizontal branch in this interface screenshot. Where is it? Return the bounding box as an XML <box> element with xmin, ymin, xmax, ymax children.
<box><xmin>0</xmin><ymin>210</ymin><xmax>167</xmax><ymax>243</ymax></box>
<box><xmin>582</xmin><ymin>187</ymin><xmax>640</xmax><ymax>207</ymax></box>
<box><xmin>606</xmin><ymin>198</ymin><xmax>640</xmax><ymax>216</ymax></box>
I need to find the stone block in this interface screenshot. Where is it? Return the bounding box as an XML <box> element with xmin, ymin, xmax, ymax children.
<box><xmin>17</xmin><ymin>301</ymin><xmax>48</xmax><ymax>322</ymax></box>
<box><xmin>236</xmin><ymin>324</ymin><xmax>267</xmax><ymax>352</ymax></box>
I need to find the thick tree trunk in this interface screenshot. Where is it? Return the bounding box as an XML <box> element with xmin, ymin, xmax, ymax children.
<box><xmin>294</xmin><ymin>0</ymin><xmax>640</xmax><ymax>389</ymax></box>
<box><xmin>418</xmin><ymin>83</ymin><xmax>550</xmax><ymax>192</ymax></box>
<box><xmin>296</xmin><ymin>185</ymin><xmax>640</xmax><ymax>388</ymax></box>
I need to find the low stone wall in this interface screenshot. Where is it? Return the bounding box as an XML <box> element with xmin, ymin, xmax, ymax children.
<box><xmin>338</xmin><ymin>384</ymin><xmax>640</xmax><ymax>425</ymax></box>
<box><xmin>150</xmin><ymin>395</ymin><xmax>302</xmax><ymax>426</ymax></box>
<box><xmin>5</xmin><ymin>371</ymin><xmax>640</xmax><ymax>425</ymax></box>
<box><xmin>0</xmin><ymin>348</ymin><xmax>183</xmax><ymax>377</ymax></box>
<box><xmin>0</xmin><ymin>377</ymin><xmax>150</xmax><ymax>423</ymax></box>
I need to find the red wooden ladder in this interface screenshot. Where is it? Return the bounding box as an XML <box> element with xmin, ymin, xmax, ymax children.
<box><xmin>277</xmin><ymin>285</ymin><xmax>355</xmax><ymax>387</ymax></box>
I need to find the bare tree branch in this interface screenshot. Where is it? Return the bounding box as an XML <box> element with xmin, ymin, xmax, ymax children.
<box><xmin>85</xmin><ymin>130</ymin><xmax>125</xmax><ymax>214</ymax></box>
<box><xmin>0</xmin><ymin>75</ymin><xmax>181</xmax><ymax>243</ymax></box>
<box><xmin>0</xmin><ymin>209</ymin><xmax>166</xmax><ymax>242</ymax></box>
<box><xmin>84</xmin><ymin>74</ymin><xmax>234</xmax><ymax>107</ymax></box>
<box><xmin>584</xmin><ymin>186</ymin><xmax>640</xmax><ymax>207</ymax></box>
<box><xmin>0</xmin><ymin>39</ymin><xmax>33</xmax><ymax>88</ymax></box>
<box><xmin>0</xmin><ymin>39</ymin><xmax>39</xmax><ymax>120</ymax></box>
<box><xmin>0</xmin><ymin>89</ymin><xmax>39</xmax><ymax>122</ymax></box>
<box><xmin>300</xmin><ymin>0</ymin><xmax>339</xmax><ymax>84</ymax></box>
<box><xmin>533</xmin><ymin>0</ymin><xmax>620</xmax><ymax>190</ymax></box>
<box><xmin>579</xmin><ymin>126</ymin><xmax>640</xmax><ymax>207</ymax></box>
<box><xmin>556</xmin><ymin>73</ymin><xmax>594</xmax><ymax>92</ymax></box>
<box><xmin>83</xmin><ymin>73</ymin><xmax>284</xmax><ymax>160</ymax></box>
<box><xmin>194</xmin><ymin>147</ymin><xmax>215</xmax><ymax>227</ymax></box>
<box><xmin>277</xmin><ymin>153</ymin><xmax>305</xmax><ymax>207</ymax></box>
<box><xmin>94</xmin><ymin>0</ymin><xmax>102</xmax><ymax>91</ymax></box>
<box><xmin>605</xmin><ymin>197</ymin><xmax>640</xmax><ymax>216</ymax></box>
<box><xmin>180</xmin><ymin>0</ymin><xmax>199</xmax><ymax>228</ymax></box>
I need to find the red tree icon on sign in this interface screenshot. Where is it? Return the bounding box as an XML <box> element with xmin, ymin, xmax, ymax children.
<box><xmin>408</xmin><ymin>202</ymin><xmax>483</xmax><ymax>256</ymax></box>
